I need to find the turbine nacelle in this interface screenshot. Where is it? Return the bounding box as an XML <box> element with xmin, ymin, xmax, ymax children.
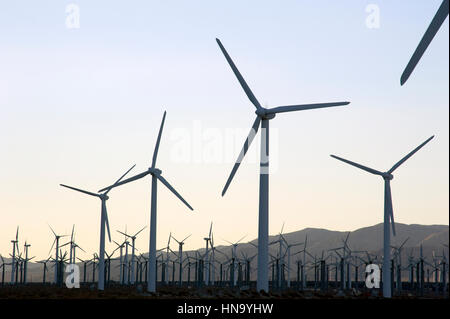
<box><xmin>148</xmin><ymin>167</ymin><xmax>162</xmax><ymax>176</ymax></box>
<box><xmin>99</xmin><ymin>194</ymin><xmax>110</xmax><ymax>201</ymax></box>
<box><xmin>382</xmin><ymin>173</ymin><xmax>394</xmax><ymax>181</ymax></box>
<box><xmin>255</xmin><ymin>108</ymin><xmax>276</xmax><ymax>120</ymax></box>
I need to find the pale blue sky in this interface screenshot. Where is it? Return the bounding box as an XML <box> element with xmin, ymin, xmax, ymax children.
<box><xmin>0</xmin><ymin>1</ymin><xmax>448</xmax><ymax>258</ymax></box>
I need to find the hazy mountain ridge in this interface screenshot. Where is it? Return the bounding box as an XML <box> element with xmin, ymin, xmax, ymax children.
<box><xmin>2</xmin><ymin>223</ymin><xmax>448</xmax><ymax>282</ymax></box>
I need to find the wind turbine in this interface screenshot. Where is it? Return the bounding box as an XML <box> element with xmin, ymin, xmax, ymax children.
<box><xmin>60</xmin><ymin>164</ymin><xmax>135</xmax><ymax>290</ymax></box>
<box><xmin>10</xmin><ymin>227</ymin><xmax>19</xmax><ymax>284</ymax></box>
<box><xmin>36</xmin><ymin>257</ymin><xmax>51</xmax><ymax>284</ymax></box>
<box><xmin>48</xmin><ymin>225</ymin><xmax>68</xmax><ymax>284</ymax></box>
<box><xmin>283</xmin><ymin>239</ymin><xmax>304</xmax><ymax>289</ymax></box>
<box><xmin>117</xmin><ymin>226</ymin><xmax>147</xmax><ymax>285</ymax></box>
<box><xmin>113</xmin><ymin>240</ymin><xmax>126</xmax><ymax>284</ymax></box>
<box><xmin>23</xmin><ymin>241</ymin><xmax>32</xmax><ymax>284</ymax></box>
<box><xmin>401</xmin><ymin>0</ymin><xmax>449</xmax><ymax>85</ymax></box>
<box><xmin>98</xmin><ymin>111</ymin><xmax>194</xmax><ymax>293</ymax></box>
<box><xmin>0</xmin><ymin>254</ymin><xmax>9</xmax><ymax>286</ymax></box>
<box><xmin>203</xmin><ymin>222</ymin><xmax>213</xmax><ymax>285</ymax></box>
<box><xmin>331</xmin><ymin>135</ymin><xmax>434</xmax><ymax>297</ymax></box>
<box><xmin>224</xmin><ymin>235</ymin><xmax>247</xmax><ymax>287</ymax></box>
<box><xmin>216</xmin><ymin>38</ymin><xmax>350</xmax><ymax>292</ymax></box>
<box><xmin>171</xmin><ymin>233</ymin><xmax>192</xmax><ymax>286</ymax></box>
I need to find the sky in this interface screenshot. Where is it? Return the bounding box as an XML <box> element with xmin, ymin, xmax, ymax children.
<box><xmin>0</xmin><ymin>0</ymin><xmax>448</xmax><ymax>260</ymax></box>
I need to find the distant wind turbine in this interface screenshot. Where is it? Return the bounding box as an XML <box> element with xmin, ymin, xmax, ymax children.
<box><xmin>98</xmin><ymin>111</ymin><xmax>194</xmax><ymax>293</ymax></box>
<box><xmin>117</xmin><ymin>226</ymin><xmax>147</xmax><ymax>285</ymax></box>
<box><xmin>48</xmin><ymin>225</ymin><xmax>68</xmax><ymax>284</ymax></box>
<box><xmin>10</xmin><ymin>227</ymin><xmax>19</xmax><ymax>284</ymax></box>
<box><xmin>331</xmin><ymin>135</ymin><xmax>434</xmax><ymax>297</ymax></box>
<box><xmin>216</xmin><ymin>38</ymin><xmax>350</xmax><ymax>292</ymax></box>
<box><xmin>60</xmin><ymin>163</ymin><xmax>135</xmax><ymax>290</ymax></box>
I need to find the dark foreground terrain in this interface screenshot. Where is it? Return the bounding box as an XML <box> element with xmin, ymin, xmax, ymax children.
<box><xmin>0</xmin><ymin>285</ymin><xmax>448</xmax><ymax>299</ymax></box>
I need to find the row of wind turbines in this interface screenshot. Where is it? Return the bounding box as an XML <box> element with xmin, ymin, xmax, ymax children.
<box><xmin>61</xmin><ymin>34</ymin><xmax>436</xmax><ymax>297</ymax></box>
<box><xmin>2</xmin><ymin>222</ymin><xmax>448</xmax><ymax>298</ymax></box>
<box><xmin>1</xmin><ymin>1</ymin><xmax>448</xmax><ymax>298</ymax></box>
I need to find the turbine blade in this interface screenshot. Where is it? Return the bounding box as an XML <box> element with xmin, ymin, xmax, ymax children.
<box><xmin>267</xmin><ymin>102</ymin><xmax>350</xmax><ymax>115</ymax></box>
<box><xmin>386</xmin><ymin>181</ymin><xmax>396</xmax><ymax>236</ymax></box>
<box><xmin>216</xmin><ymin>38</ymin><xmax>262</xmax><ymax>109</ymax></box>
<box><xmin>401</xmin><ymin>0</ymin><xmax>449</xmax><ymax>85</ymax></box>
<box><xmin>134</xmin><ymin>226</ymin><xmax>147</xmax><ymax>238</ymax></box>
<box><xmin>103</xmin><ymin>202</ymin><xmax>112</xmax><ymax>243</ymax></box>
<box><xmin>152</xmin><ymin>111</ymin><xmax>167</xmax><ymax>168</ymax></box>
<box><xmin>60</xmin><ymin>184</ymin><xmax>99</xmax><ymax>197</ymax></box>
<box><xmin>104</xmin><ymin>164</ymin><xmax>136</xmax><ymax>195</ymax></box>
<box><xmin>48</xmin><ymin>224</ymin><xmax>57</xmax><ymax>237</ymax></box>
<box><xmin>330</xmin><ymin>155</ymin><xmax>383</xmax><ymax>176</ymax></box>
<box><xmin>16</xmin><ymin>226</ymin><xmax>19</xmax><ymax>241</ymax></box>
<box><xmin>222</xmin><ymin>116</ymin><xmax>261</xmax><ymax>196</ymax></box>
<box><xmin>209</xmin><ymin>222</ymin><xmax>213</xmax><ymax>239</ymax></box>
<box><xmin>171</xmin><ymin>236</ymin><xmax>181</xmax><ymax>245</ymax></box>
<box><xmin>182</xmin><ymin>234</ymin><xmax>192</xmax><ymax>243</ymax></box>
<box><xmin>117</xmin><ymin>231</ymin><xmax>132</xmax><ymax>240</ymax></box>
<box><xmin>236</xmin><ymin>235</ymin><xmax>247</xmax><ymax>244</ymax></box>
<box><xmin>49</xmin><ymin>238</ymin><xmax>56</xmax><ymax>256</ymax></box>
<box><xmin>388</xmin><ymin>136</ymin><xmax>435</xmax><ymax>174</ymax></box>
<box><xmin>156</xmin><ymin>174</ymin><xmax>194</xmax><ymax>211</ymax></box>
<box><xmin>98</xmin><ymin>171</ymin><xmax>150</xmax><ymax>193</ymax></box>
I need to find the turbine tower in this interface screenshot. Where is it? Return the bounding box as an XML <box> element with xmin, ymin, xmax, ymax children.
<box><xmin>330</xmin><ymin>135</ymin><xmax>434</xmax><ymax>297</ymax></box>
<box><xmin>216</xmin><ymin>38</ymin><xmax>350</xmax><ymax>292</ymax></box>
<box><xmin>98</xmin><ymin>111</ymin><xmax>194</xmax><ymax>293</ymax></box>
<box><xmin>60</xmin><ymin>164</ymin><xmax>135</xmax><ymax>290</ymax></box>
<box><xmin>401</xmin><ymin>0</ymin><xmax>449</xmax><ymax>85</ymax></box>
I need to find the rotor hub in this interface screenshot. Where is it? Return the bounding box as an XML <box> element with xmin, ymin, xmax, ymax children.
<box><xmin>149</xmin><ymin>167</ymin><xmax>162</xmax><ymax>176</ymax></box>
<box><xmin>255</xmin><ymin>108</ymin><xmax>276</xmax><ymax>120</ymax></box>
<box><xmin>382</xmin><ymin>173</ymin><xmax>394</xmax><ymax>181</ymax></box>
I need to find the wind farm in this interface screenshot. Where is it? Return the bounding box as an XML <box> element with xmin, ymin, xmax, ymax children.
<box><xmin>0</xmin><ymin>1</ymin><xmax>448</xmax><ymax>303</ymax></box>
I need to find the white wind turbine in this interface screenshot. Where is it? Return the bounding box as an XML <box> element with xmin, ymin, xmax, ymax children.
<box><xmin>98</xmin><ymin>111</ymin><xmax>194</xmax><ymax>293</ymax></box>
<box><xmin>401</xmin><ymin>0</ymin><xmax>449</xmax><ymax>85</ymax></box>
<box><xmin>60</xmin><ymin>164</ymin><xmax>135</xmax><ymax>290</ymax></box>
<box><xmin>216</xmin><ymin>38</ymin><xmax>350</xmax><ymax>292</ymax></box>
<box><xmin>117</xmin><ymin>226</ymin><xmax>147</xmax><ymax>285</ymax></box>
<box><xmin>331</xmin><ymin>135</ymin><xmax>434</xmax><ymax>297</ymax></box>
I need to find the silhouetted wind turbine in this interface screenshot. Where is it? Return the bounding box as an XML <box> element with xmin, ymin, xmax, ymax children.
<box><xmin>171</xmin><ymin>233</ymin><xmax>191</xmax><ymax>286</ymax></box>
<box><xmin>117</xmin><ymin>226</ymin><xmax>146</xmax><ymax>285</ymax></box>
<box><xmin>10</xmin><ymin>227</ymin><xmax>19</xmax><ymax>284</ymax></box>
<box><xmin>216</xmin><ymin>38</ymin><xmax>350</xmax><ymax>292</ymax></box>
<box><xmin>48</xmin><ymin>225</ymin><xmax>68</xmax><ymax>284</ymax></box>
<box><xmin>401</xmin><ymin>0</ymin><xmax>449</xmax><ymax>85</ymax></box>
<box><xmin>98</xmin><ymin>111</ymin><xmax>194</xmax><ymax>293</ymax></box>
<box><xmin>203</xmin><ymin>222</ymin><xmax>213</xmax><ymax>285</ymax></box>
<box><xmin>60</xmin><ymin>164</ymin><xmax>135</xmax><ymax>290</ymax></box>
<box><xmin>331</xmin><ymin>135</ymin><xmax>434</xmax><ymax>297</ymax></box>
